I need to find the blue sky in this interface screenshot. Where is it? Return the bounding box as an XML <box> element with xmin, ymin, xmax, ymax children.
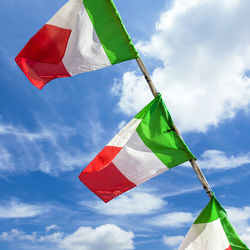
<box><xmin>1</xmin><ymin>0</ymin><xmax>250</xmax><ymax>249</ymax></box>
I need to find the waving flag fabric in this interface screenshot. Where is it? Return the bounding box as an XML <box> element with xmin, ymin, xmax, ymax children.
<box><xmin>79</xmin><ymin>94</ymin><xmax>195</xmax><ymax>202</ymax></box>
<box><xmin>15</xmin><ymin>0</ymin><xmax>138</xmax><ymax>89</ymax></box>
<box><xmin>179</xmin><ymin>196</ymin><xmax>249</xmax><ymax>250</ymax></box>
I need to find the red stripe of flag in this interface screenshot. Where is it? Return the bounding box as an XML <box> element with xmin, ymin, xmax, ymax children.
<box><xmin>15</xmin><ymin>24</ymin><xmax>71</xmax><ymax>89</ymax></box>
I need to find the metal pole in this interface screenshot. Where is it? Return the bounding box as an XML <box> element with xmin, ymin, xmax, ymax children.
<box><xmin>136</xmin><ymin>57</ymin><xmax>213</xmax><ymax>199</ymax></box>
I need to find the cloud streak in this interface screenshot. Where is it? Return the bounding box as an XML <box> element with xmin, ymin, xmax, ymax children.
<box><xmin>197</xmin><ymin>150</ymin><xmax>250</xmax><ymax>170</ymax></box>
<box><xmin>0</xmin><ymin>200</ymin><xmax>49</xmax><ymax>219</ymax></box>
<box><xmin>162</xmin><ymin>235</ymin><xmax>184</xmax><ymax>247</ymax></box>
<box><xmin>149</xmin><ymin>212</ymin><xmax>195</xmax><ymax>228</ymax></box>
<box><xmin>0</xmin><ymin>119</ymin><xmax>99</xmax><ymax>176</ymax></box>
<box><xmin>59</xmin><ymin>224</ymin><xmax>134</xmax><ymax>250</ymax></box>
<box><xmin>87</xmin><ymin>191</ymin><xmax>166</xmax><ymax>216</ymax></box>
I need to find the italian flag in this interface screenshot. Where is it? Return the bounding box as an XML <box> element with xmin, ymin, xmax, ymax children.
<box><xmin>15</xmin><ymin>0</ymin><xmax>138</xmax><ymax>89</ymax></box>
<box><xmin>79</xmin><ymin>94</ymin><xmax>195</xmax><ymax>202</ymax></box>
<box><xmin>179</xmin><ymin>197</ymin><xmax>249</xmax><ymax>250</ymax></box>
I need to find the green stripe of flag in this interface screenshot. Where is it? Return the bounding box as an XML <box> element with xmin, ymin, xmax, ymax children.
<box><xmin>136</xmin><ymin>94</ymin><xmax>196</xmax><ymax>169</ymax></box>
<box><xmin>83</xmin><ymin>0</ymin><xmax>139</xmax><ymax>64</ymax></box>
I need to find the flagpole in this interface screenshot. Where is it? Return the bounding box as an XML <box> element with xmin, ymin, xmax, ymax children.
<box><xmin>136</xmin><ymin>57</ymin><xmax>213</xmax><ymax>199</ymax></box>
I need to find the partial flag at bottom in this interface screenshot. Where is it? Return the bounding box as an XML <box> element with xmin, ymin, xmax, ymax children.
<box><xmin>179</xmin><ymin>196</ymin><xmax>249</xmax><ymax>250</ymax></box>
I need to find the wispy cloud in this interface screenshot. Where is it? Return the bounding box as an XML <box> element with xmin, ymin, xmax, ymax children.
<box><xmin>115</xmin><ymin>120</ymin><xmax>128</xmax><ymax>134</ymax></box>
<box><xmin>38</xmin><ymin>232</ymin><xmax>63</xmax><ymax>243</ymax></box>
<box><xmin>162</xmin><ymin>185</ymin><xmax>202</xmax><ymax>198</ymax></box>
<box><xmin>0</xmin><ymin>145</ymin><xmax>14</xmax><ymax>172</ymax></box>
<box><xmin>0</xmin><ymin>123</ymin><xmax>58</xmax><ymax>142</ymax></box>
<box><xmin>38</xmin><ymin>149</ymin><xmax>94</xmax><ymax>175</ymax></box>
<box><xmin>162</xmin><ymin>235</ymin><xmax>184</xmax><ymax>248</ymax></box>
<box><xmin>117</xmin><ymin>120</ymin><xmax>127</xmax><ymax>131</ymax></box>
<box><xmin>0</xmin><ymin>118</ymin><xmax>100</xmax><ymax>176</ymax></box>
<box><xmin>45</xmin><ymin>225</ymin><xmax>59</xmax><ymax>233</ymax></box>
<box><xmin>87</xmin><ymin>120</ymin><xmax>105</xmax><ymax>149</ymax></box>
<box><xmin>0</xmin><ymin>229</ymin><xmax>37</xmax><ymax>241</ymax></box>
<box><xmin>0</xmin><ymin>199</ymin><xmax>49</xmax><ymax>219</ymax></box>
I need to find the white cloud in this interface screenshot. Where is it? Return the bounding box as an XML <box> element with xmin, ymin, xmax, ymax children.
<box><xmin>240</xmin><ymin>227</ymin><xmax>250</xmax><ymax>248</ymax></box>
<box><xmin>226</xmin><ymin>206</ymin><xmax>250</xmax><ymax>247</ymax></box>
<box><xmin>197</xmin><ymin>150</ymin><xmax>250</xmax><ymax>170</ymax></box>
<box><xmin>163</xmin><ymin>185</ymin><xmax>202</xmax><ymax>198</ymax></box>
<box><xmin>0</xmin><ymin>200</ymin><xmax>48</xmax><ymax>219</ymax></box>
<box><xmin>0</xmin><ymin>224</ymin><xmax>135</xmax><ymax>250</ymax></box>
<box><xmin>150</xmin><ymin>212</ymin><xmax>194</xmax><ymax>227</ymax></box>
<box><xmin>59</xmin><ymin>224</ymin><xmax>134</xmax><ymax>250</ymax></box>
<box><xmin>39</xmin><ymin>150</ymin><xmax>94</xmax><ymax>175</ymax></box>
<box><xmin>162</xmin><ymin>235</ymin><xmax>184</xmax><ymax>247</ymax></box>
<box><xmin>227</xmin><ymin>206</ymin><xmax>250</xmax><ymax>224</ymax></box>
<box><xmin>113</xmin><ymin>0</ymin><xmax>250</xmax><ymax>133</ymax></box>
<box><xmin>112</xmin><ymin>120</ymin><xmax>129</xmax><ymax>135</ymax></box>
<box><xmin>39</xmin><ymin>232</ymin><xmax>63</xmax><ymax>243</ymax></box>
<box><xmin>0</xmin><ymin>123</ymin><xmax>54</xmax><ymax>141</ymax></box>
<box><xmin>111</xmin><ymin>73</ymin><xmax>151</xmax><ymax>117</ymax></box>
<box><xmin>117</xmin><ymin>120</ymin><xmax>127</xmax><ymax>131</ymax></box>
<box><xmin>87</xmin><ymin>120</ymin><xmax>105</xmax><ymax>148</ymax></box>
<box><xmin>0</xmin><ymin>145</ymin><xmax>14</xmax><ymax>171</ymax></box>
<box><xmin>0</xmin><ymin>227</ymin><xmax>63</xmax><ymax>244</ymax></box>
<box><xmin>89</xmin><ymin>191</ymin><xmax>166</xmax><ymax>215</ymax></box>
<box><xmin>46</xmin><ymin>225</ymin><xmax>59</xmax><ymax>233</ymax></box>
<box><xmin>0</xmin><ymin>229</ymin><xmax>37</xmax><ymax>241</ymax></box>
